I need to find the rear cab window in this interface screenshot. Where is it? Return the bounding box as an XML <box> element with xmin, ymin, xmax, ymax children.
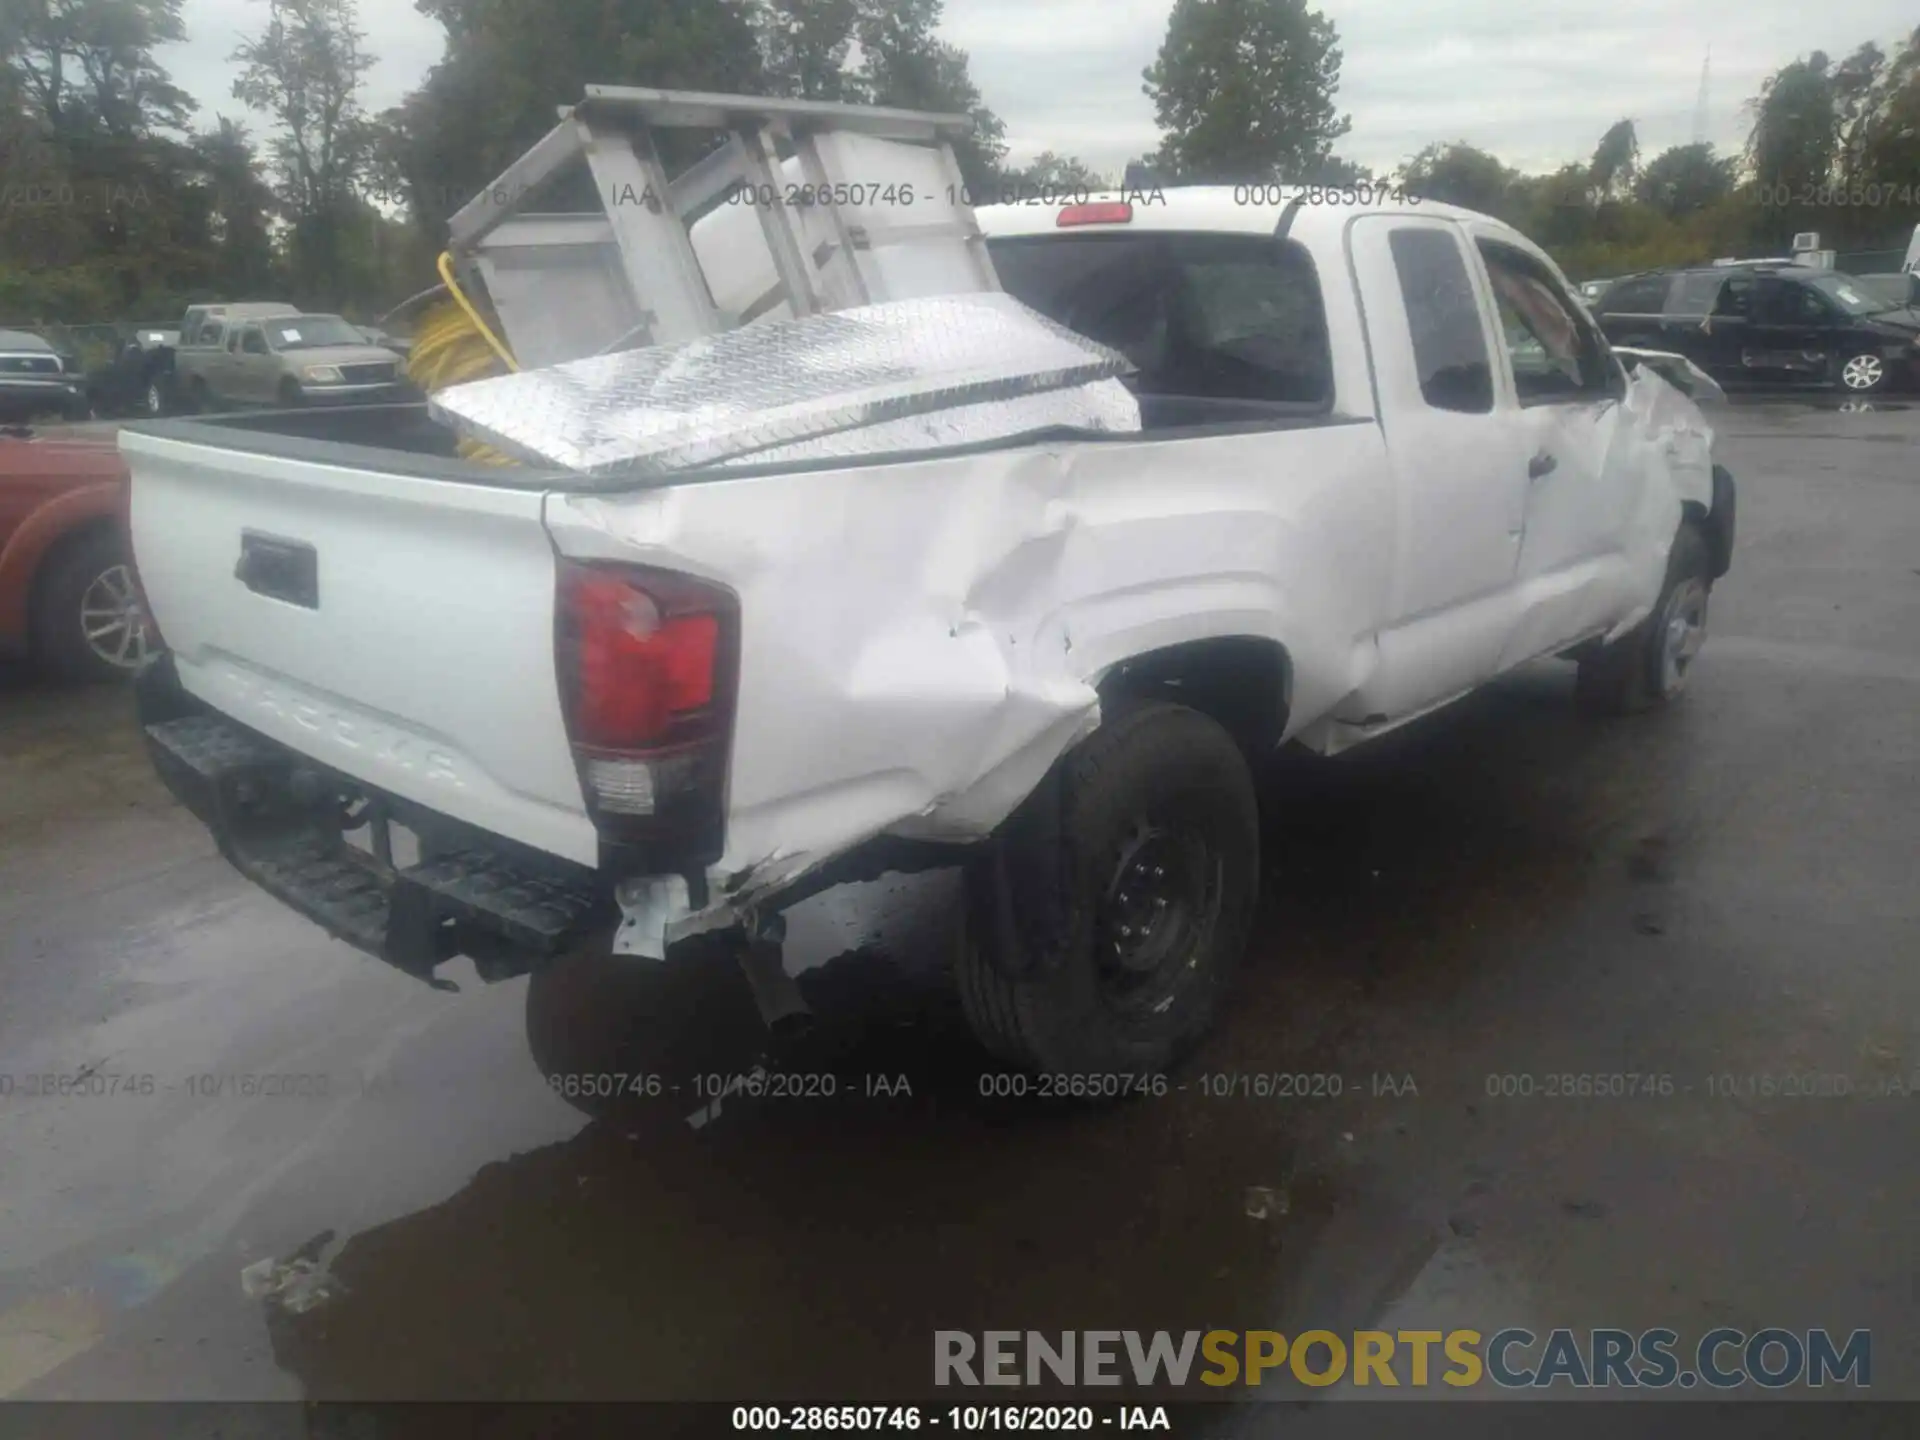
<box><xmin>988</xmin><ymin>232</ymin><xmax>1334</xmax><ymax>410</ymax></box>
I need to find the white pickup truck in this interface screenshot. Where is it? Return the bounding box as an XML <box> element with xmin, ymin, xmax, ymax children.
<box><xmin>123</xmin><ymin>190</ymin><xmax>1735</xmax><ymax>1078</ymax></box>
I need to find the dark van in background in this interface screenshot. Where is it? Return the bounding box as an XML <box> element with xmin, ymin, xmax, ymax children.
<box><xmin>1591</xmin><ymin>263</ymin><xmax>1920</xmax><ymax>394</ymax></box>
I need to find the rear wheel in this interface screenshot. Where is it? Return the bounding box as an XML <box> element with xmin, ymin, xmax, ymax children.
<box><xmin>954</xmin><ymin>700</ymin><xmax>1260</xmax><ymax>1078</ymax></box>
<box><xmin>1576</xmin><ymin>524</ymin><xmax>1712</xmax><ymax>714</ymax></box>
<box><xmin>32</xmin><ymin>529</ymin><xmax>156</xmax><ymax>682</ymax></box>
<box><xmin>1837</xmin><ymin>350</ymin><xmax>1890</xmax><ymax>394</ymax></box>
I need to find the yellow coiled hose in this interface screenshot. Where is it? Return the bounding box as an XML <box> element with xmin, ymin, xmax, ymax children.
<box><xmin>405</xmin><ymin>253</ymin><xmax>520</xmax><ymax>466</ymax></box>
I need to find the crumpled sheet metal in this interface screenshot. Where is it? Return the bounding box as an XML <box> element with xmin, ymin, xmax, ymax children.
<box><xmin>545</xmin><ymin>417</ymin><xmax>1405</xmax><ymax>959</ymax></box>
<box><xmin>429</xmin><ymin>293</ymin><xmax>1133</xmax><ymax>477</ymax></box>
<box><xmin>1612</xmin><ymin>346</ymin><xmax>1730</xmax><ymax>407</ymax></box>
<box><xmin>714</xmin><ymin>378</ymin><xmax>1140</xmax><ymax>468</ymax></box>
<box><xmin>551</xmin><ymin>355</ymin><xmax>1723</xmax><ymax>955</ymax></box>
<box><xmin>1481</xmin><ymin>358</ymin><xmax>1714</xmax><ymax>684</ymax></box>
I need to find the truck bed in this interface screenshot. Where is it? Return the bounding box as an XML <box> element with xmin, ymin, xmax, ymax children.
<box><xmin>129</xmin><ymin>391</ymin><xmax>1350</xmax><ymax>488</ymax></box>
<box><xmin>124</xmin><ymin>395</ymin><xmax>1390</xmax><ymax>972</ymax></box>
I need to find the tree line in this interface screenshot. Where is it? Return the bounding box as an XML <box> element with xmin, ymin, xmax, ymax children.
<box><xmin>4</xmin><ymin>0</ymin><xmax>1919</xmax><ymax>329</ymax></box>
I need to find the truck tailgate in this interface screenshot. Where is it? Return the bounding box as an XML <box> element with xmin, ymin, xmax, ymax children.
<box><xmin>122</xmin><ymin>429</ymin><xmax>596</xmax><ymax>866</ymax></box>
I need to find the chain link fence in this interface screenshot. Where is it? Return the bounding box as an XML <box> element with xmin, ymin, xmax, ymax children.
<box><xmin>1835</xmin><ymin>249</ymin><xmax>1909</xmax><ymax>274</ymax></box>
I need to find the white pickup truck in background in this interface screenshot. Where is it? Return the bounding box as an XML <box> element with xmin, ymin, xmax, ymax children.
<box><xmin>122</xmin><ymin>187</ymin><xmax>1735</xmax><ymax>1078</ymax></box>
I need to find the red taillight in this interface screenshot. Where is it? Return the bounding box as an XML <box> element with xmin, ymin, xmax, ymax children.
<box><xmin>556</xmin><ymin>560</ymin><xmax>738</xmax><ymax>858</ymax></box>
<box><xmin>565</xmin><ymin>571</ymin><xmax>719</xmax><ymax>747</ymax></box>
<box><xmin>1058</xmin><ymin>201</ymin><xmax>1133</xmax><ymax>228</ymax></box>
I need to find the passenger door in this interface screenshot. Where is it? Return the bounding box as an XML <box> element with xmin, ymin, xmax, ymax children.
<box><xmin>236</xmin><ymin>325</ymin><xmax>272</xmax><ymax>403</ymax></box>
<box><xmin>1472</xmin><ymin>235</ymin><xmax>1640</xmax><ymax>666</ymax></box>
<box><xmin>195</xmin><ymin>320</ymin><xmax>229</xmax><ymax>404</ymax></box>
<box><xmin>223</xmin><ymin>326</ymin><xmax>251</xmax><ymax>403</ymax></box>
<box><xmin>1591</xmin><ymin>273</ymin><xmax>1674</xmax><ymax>350</ymax></box>
<box><xmin>1750</xmin><ymin>277</ymin><xmax>1840</xmax><ymax>384</ymax></box>
<box><xmin>1345</xmin><ymin>216</ymin><xmax>1535</xmax><ymax>718</ymax></box>
<box><xmin>1662</xmin><ymin>270</ymin><xmax>1749</xmax><ymax>378</ymax></box>
<box><xmin>1701</xmin><ymin>271</ymin><xmax>1757</xmax><ymax>379</ymax></box>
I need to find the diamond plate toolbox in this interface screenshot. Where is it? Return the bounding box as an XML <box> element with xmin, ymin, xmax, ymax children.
<box><xmin>428</xmin><ymin>292</ymin><xmax>1135</xmax><ymax>477</ymax></box>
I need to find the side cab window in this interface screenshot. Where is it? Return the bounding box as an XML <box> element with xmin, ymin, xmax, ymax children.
<box><xmin>1713</xmin><ymin>275</ymin><xmax>1755</xmax><ymax>319</ymax></box>
<box><xmin>1387</xmin><ymin>226</ymin><xmax>1494</xmax><ymax>413</ymax></box>
<box><xmin>1602</xmin><ymin>274</ymin><xmax>1673</xmax><ymax>315</ymax></box>
<box><xmin>1668</xmin><ymin>271</ymin><xmax>1726</xmax><ymax>316</ymax></box>
<box><xmin>1756</xmin><ymin>280</ymin><xmax>1833</xmax><ymax>325</ymax></box>
<box><xmin>1476</xmin><ymin>240</ymin><xmax>1620</xmax><ymax>405</ymax></box>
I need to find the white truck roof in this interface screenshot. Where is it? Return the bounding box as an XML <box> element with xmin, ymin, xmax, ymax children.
<box><xmin>975</xmin><ymin>186</ymin><xmax>1570</xmax><ymax>291</ymax></box>
<box><xmin>975</xmin><ymin>186</ymin><xmax>1497</xmax><ymax>239</ymax></box>
<box><xmin>186</xmin><ymin>302</ymin><xmax>301</xmax><ymax>319</ymax></box>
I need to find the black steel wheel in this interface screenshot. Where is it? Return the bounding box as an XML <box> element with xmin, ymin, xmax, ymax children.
<box><xmin>955</xmin><ymin>700</ymin><xmax>1260</xmax><ymax>1079</ymax></box>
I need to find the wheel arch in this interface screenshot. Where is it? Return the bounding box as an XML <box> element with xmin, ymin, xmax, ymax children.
<box><xmin>1680</xmin><ymin>462</ymin><xmax>1736</xmax><ymax>580</ymax></box>
<box><xmin>26</xmin><ymin>514</ymin><xmax>124</xmax><ymax>651</ymax></box>
<box><xmin>0</xmin><ymin>483</ymin><xmax>123</xmax><ymax>651</ymax></box>
<box><xmin>1094</xmin><ymin>634</ymin><xmax>1293</xmax><ymax>769</ymax></box>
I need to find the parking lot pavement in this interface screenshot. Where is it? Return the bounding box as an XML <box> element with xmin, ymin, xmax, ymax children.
<box><xmin>1</xmin><ymin>394</ymin><xmax>1916</xmax><ymax>1409</ymax></box>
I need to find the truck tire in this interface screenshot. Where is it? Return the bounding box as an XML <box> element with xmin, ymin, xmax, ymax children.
<box><xmin>1836</xmin><ymin>349</ymin><xmax>1890</xmax><ymax>394</ymax></box>
<box><xmin>954</xmin><ymin>700</ymin><xmax>1260</xmax><ymax>1079</ymax></box>
<box><xmin>1575</xmin><ymin>523</ymin><xmax>1712</xmax><ymax>715</ymax></box>
<box><xmin>31</xmin><ymin>528</ymin><xmax>155</xmax><ymax>682</ymax></box>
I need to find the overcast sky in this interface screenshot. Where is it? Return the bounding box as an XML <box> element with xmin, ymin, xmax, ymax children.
<box><xmin>158</xmin><ymin>0</ymin><xmax>1918</xmax><ymax>180</ymax></box>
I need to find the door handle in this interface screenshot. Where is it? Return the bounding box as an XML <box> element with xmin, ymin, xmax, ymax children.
<box><xmin>1528</xmin><ymin>451</ymin><xmax>1557</xmax><ymax>480</ymax></box>
<box><xmin>236</xmin><ymin>530</ymin><xmax>319</xmax><ymax>609</ymax></box>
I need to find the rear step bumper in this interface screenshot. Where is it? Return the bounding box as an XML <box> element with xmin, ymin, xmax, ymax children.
<box><xmin>135</xmin><ymin>656</ymin><xmax>612</xmax><ymax>984</ymax></box>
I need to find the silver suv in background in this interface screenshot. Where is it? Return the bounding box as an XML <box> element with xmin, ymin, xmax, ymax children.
<box><xmin>0</xmin><ymin>329</ymin><xmax>90</xmax><ymax>422</ymax></box>
<box><xmin>174</xmin><ymin>305</ymin><xmax>409</xmax><ymax>411</ymax></box>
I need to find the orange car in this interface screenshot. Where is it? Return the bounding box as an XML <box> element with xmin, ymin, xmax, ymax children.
<box><xmin>0</xmin><ymin>425</ymin><xmax>154</xmax><ymax>680</ymax></box>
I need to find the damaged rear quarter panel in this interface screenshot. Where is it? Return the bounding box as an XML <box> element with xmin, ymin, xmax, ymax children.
<box><xmin>543</xmin><ymin>420</ymin><xmax>1393</xmax><ymax>914</ymax></box>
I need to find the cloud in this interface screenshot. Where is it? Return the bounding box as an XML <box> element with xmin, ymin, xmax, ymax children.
<box><xmin>158</xmin><ymin>0</ymin><xmax>1918</xmax><ymax>183</ymax></box>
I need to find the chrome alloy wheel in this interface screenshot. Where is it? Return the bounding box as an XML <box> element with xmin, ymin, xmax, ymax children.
<box><xmin>79</xmin><ymin>564</ymin><xmax>154</xmax><ymax>670</ymax></box>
